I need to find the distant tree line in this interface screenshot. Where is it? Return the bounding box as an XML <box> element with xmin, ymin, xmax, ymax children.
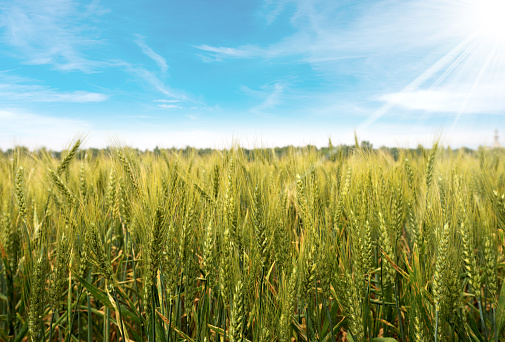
<box><xmin>0</xmin><ymin>141</ymin><xmax>491</xmax><ymax>162</ymax></box>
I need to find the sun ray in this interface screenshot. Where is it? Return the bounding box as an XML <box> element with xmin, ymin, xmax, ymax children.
<box><xmin>449</xmin><ymin>39</ymin><xmax>500</xmax><ymax>131</ymax></box>
<box><xmin>430</xmin><ymin>35</ymin><xmax>479</xmax><ymax>89</ymax></box>
<box><xmin>359</xmin><ymin>33</ymin><xmax>479</xmax><ymax>130</ymax></box>
<box><xmin>362</xmin><ymin>0</ymin><xmax>505</xmax><ymax>136</ymax></box>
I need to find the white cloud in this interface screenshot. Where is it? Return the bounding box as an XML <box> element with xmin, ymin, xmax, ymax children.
<box><xmin>115</xmin><ymin>61</ymin><xmax>188</xmax><ymax>100</ymax></box>
<box><xmin>0</xmin><ymin>71</ymin><xmax>108</xmax><ymax>103</ymax></box>
<box><xmin>196</xmin><ymin>1</ymin><xmax>461</xmax><ymax>62</ymax></box>
<box><xmin>0</xmin><ymin>0</ymin><xmax>105</xmax><ymax>72</ymax></box>
<box><xmin>0</xmin><ymin>110</ymin><xmax>16</xmax><ymax>119</ymax></box>
<box><xmin>196</xmin><ymin>0</ymin><xmax>505</xmax><ymax>127</ymax></box>
<box><xmin>195</xmin><ymin>44</ymin><xmax>264</xmax><ymax>61</ymax></box>
<box><xmin>137</xmin><ymin>69</ymin><xmax>184</xmax><ymax>99</ymax></box>
<box><xmin>0</xmin><ymin>83</ymin><xmax>108</xmax><ymax>102</ymax></box>
<box><xmin>243</xmin><ymin>82</ymin><xmax>286</xmax><ymax>113</ymax></box>
<box><xmin>153</xmin><ymin>99</ymin><xmax>181</xmax><ymax>103</ymax></box>
<box><xmin>134</xmin><ymin>35</ymin><xmax>168</xmax><ymax>73</ymax></box>
<box><xmin>194</xmin><ymin>0</ymin><xmax>488</xmax><ymax>77</ymax></box>
<box><xmin>158</xmin><ymin>104</ymin><xmax>180</xmax><ymax>109</ymax></box>
<box><xmin>379</xmin><ymin>84</ymin><xmax>505</xmax><ymax>114</ymax></box>
<box><xmin>196</xmin><ymin>45</ymin><xmax>260</xmax><ymax>57</ymax></box>
<box><xmin>0</xmin><ymin>109</ymin><xmax>91</xmax><ymax>149</ymax></box>
<box><xmin>260</xmin><ymin>0</ymin><xmax>293</xmax><ymax>25</ymax></box>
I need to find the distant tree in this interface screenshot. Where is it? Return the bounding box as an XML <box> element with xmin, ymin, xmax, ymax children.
<box><xmin>361</xmin><ymin>140</ymin><xmax>373</xmax><ymax>151</ymax></box>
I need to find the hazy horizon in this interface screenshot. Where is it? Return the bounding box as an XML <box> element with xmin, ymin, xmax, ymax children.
<box><xmin>0</xmin><ymin>133</ymin><xmax>497</xmax><ymax>152</ymax></box>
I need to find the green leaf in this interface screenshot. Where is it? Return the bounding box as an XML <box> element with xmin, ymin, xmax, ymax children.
<box><xmin>157</xmin><ymin>310</ymin><xmax>194</xmax><ymax>342</ymax></box>
<box><xmin>13</xmin><ymin>323</ymin><xmax>28</xmax><ymax>342</ymax></box>
<box><xmin>371</xmin><ymin>338</ymin><xmax>399</xmax><ymax>342</ymax></box>
<box><xmin>74</xmin><ymin>273</ymin><xmax>141</xmax><ymax>324</ymax></box>
<box><xmin>74</xmin><ymin>273</ymin><xmax>112</xmax><ymax>306</ymax></box>
<box><xmin>497</xmin><ymin>281</ymin><xmax>505</xmax><ymax>334</ymax></box>
<box><xmin>466</xmin><ymin>319</ymin><xmax>485</xmax><ymax>342</ymax></box>
<box><xmin>322</xmin><ymin>316</ymin><xmax>346</xmax><ymax>342</ymax></box>
<box><xmin>290</xmin><ymin>319</ymin><xmax>308</xmax><ymax>342</ymax></box>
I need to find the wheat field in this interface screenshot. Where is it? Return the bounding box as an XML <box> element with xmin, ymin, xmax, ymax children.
<box><xmin>0</xmin><ymin>140</ymin><xmax>504</xmax><ymax>341</ymax></box>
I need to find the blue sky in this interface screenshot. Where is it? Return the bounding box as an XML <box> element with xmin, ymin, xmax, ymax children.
<box><xmin>1</xmin><ymin>0</ymin><xmax>505</xmax><ymax>150</ymax></box>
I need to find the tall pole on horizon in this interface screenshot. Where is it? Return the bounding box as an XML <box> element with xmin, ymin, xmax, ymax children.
<box><xmin>493</xmin><ymin>129</ymin><xmax>501</xmax><ymax>148</ymax></box>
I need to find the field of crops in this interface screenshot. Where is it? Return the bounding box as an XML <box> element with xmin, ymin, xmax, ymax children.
<box><xmin>1</xmin><ymin>140</ymin><xmax>504</xmax><ymax>341</ymax></box>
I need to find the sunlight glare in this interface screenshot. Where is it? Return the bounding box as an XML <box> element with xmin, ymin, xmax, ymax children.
<box><xmin>470</xmin><ymin>0</ymin><xmax>505</xmax><ymax>42</ymax></box>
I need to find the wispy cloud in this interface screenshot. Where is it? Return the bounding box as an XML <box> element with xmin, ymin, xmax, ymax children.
<box><xmin>260</xmin><ymin>0</ymin><xmax>293</xmax><ymax>25</ymax></box>
<box><xmin>158</xmin><ymin>104</ymin><xmax>180</xmax><ymax>109</ymax></box>
<box><xmin>241</xmin><ymin>82</ymin><xmax>286</xmax><ymax>113</ymax></box>
<box><xmin>134</xmin><ymin>34</ymin><xmax>168</xmax><ymax>73</ymax></box>
<box><xmin>153</xmin><ymin>99</ymin><xmax>181</xmax><ymax>103</ymax></box>
<box><xmin>195</xmin><ymin>44</ymin><xmax>262</xmax><ymax>61</ymax></box>
<box><xmin>0</xmin><ymin>0</ymin><xmax>106</xmax><ymax>72</ymax></box>
<box><xmin>379</xmin><ymin>86</ymin><xmax>505</xmax><ymax>115</ymax></box>
<box><xmin>197</xmin><ymin>1</ymin><xmax>463</xmax><ymax>63</ymax></box>
<box><xmin>0</xmin><ymin>83</ymin><xmax>108</xmax><ymax>103</ymax></box>
<box><xmin>196</xmin><ymin>0</ymin><xmax>505</xmax><ymax>123</ymax></box>
<box><xmin>0</xmin><ymin>109</ymin><xmax>91</xmax><ymax>149</ymax></box>
<box><xmin>114</xmin><ymin>60</ymin><xmax>188</xmax><ymax>100</ymax></box>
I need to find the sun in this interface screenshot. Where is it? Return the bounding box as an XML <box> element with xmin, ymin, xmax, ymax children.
<box><xmin>468</xmin><ymin>0</ymin><xmax>505</xmax><ymax>42</ymax></box>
